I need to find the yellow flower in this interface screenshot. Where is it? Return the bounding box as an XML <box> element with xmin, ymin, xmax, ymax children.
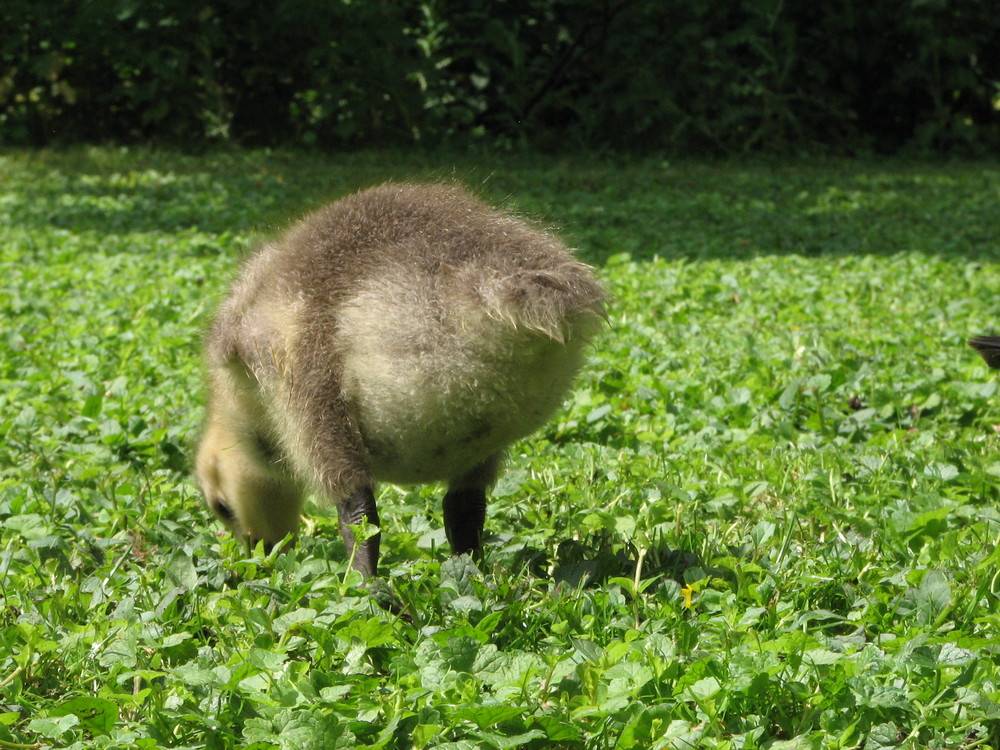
<box><xmin>681</xmin><ymin>585</ymin><xmax>694</xmax><ymax>609</ymax></box>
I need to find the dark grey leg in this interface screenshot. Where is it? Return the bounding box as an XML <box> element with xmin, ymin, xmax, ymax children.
<box><xmin>287</xmin><ymin>365</ymin><xmax>380</xmax><ymax>576</ymax></box>
<box><xmin>337</xmin><ymin>486</ymin><xmax>381</xmax><ymax>577</ymax></box>
<box><xmin>443</xmin><ymin>485</ymin><xmax>487</xmax><ymax>553</ymax></box>
<box><xmin>443</xmin><ymin>455</ymin><xmax>501</xmax><ymax>554</ymax></box>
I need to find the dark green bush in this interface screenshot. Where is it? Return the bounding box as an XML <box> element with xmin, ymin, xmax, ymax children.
<box><xmin>2</xmin><ymin>0</ymin><xmax>998</xmax><ymax>152</ymax></box>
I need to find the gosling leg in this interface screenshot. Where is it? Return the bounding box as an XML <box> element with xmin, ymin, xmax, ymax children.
<box><xmin>443</xmin><ymin>485</ymin><xmax>487</xmax><ymax>554</ymax></box>
<box><xmin>444</xmin><ymin>452</ymin><xmax>503</xmax><ymax>555</ymax></box>
<box><xmin>443</xmin><ymin>456</ymin><xmax>500</xmax><ymax>554</ymax></box>
<box><xmin>337</xmin><ymin>486</ymin><xmax>381</xmax><ymax>577</ymax></box>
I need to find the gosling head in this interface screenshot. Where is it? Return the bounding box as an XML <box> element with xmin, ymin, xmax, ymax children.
<box><xmin>195</xmin><ymin>421</ymin><xmax>303</xmax><ymax>552</ymax></box>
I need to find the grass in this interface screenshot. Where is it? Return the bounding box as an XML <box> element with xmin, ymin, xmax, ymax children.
<box><xmin>2</xmin><ymin>147</ymin><xmax>1000</xmax><ymax>749</ymax></box>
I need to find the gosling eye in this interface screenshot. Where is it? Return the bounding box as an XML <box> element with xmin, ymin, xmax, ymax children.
<box><xmin>210</xmin><ymin>497</ymin><xmax>236</xmax><ymax>524</ymax></box>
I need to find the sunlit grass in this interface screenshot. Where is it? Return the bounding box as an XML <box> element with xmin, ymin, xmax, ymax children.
<box><xmin>2</xmin><ymin>148</ymin><xmax>1000</xmax><ymax>748</ymax></box>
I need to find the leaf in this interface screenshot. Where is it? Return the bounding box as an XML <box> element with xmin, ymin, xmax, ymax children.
<box><xmin>272</xmin><ymin>607</ymin><xmax>317</xmax><ymax>635</ymax></box>
<box><xmin>410</xmin><ymin>724</ymin><xmax>443</xmax><ymax>748</ymax></box>
<box><xmin>571</xmin><ymin>637</ymin><xmax>603</xmax><ymax>663</ymax></box>
<box><xmin>802</xmin><ymin>648</ymin><xmax>841</xmax><ymax>666</ymax></box>
<box><xmin>450</xmin><ymin>705</ymin><xmax>531</xmax><ymax>729</ymax></box>
<box><xmin>768</xmin><ymin>735</ymin><xmax>824</xmax><ymax>750</ymax></box>
<box><xmin>898</xmin><ymin>569</ymin><xmax>952</xmax><ymax>626</ymax></box>
<box><xmin>605</xmin><ymin>658</ymin><xmax>654</xmax><ymax>689</ymax></box>
<box><xmin>957</xmin><ymin>689</ymin><xmax>1000</xmax><ymax>719</ymax></box>
<box><xmin>916</xmin><ymin>569</ymin><xmax>952</xmax><ymax>622</ymax></box>
<box><xmin>923</xmin><ymin>462</ymin><xmax>959</xmax><ymax>481</ymax></box>
<box><xmin>82</xmin><ymin>391</ymin><xmax>104</xmax><ymax>418</ymax></box>
<box><xmin>416</xmin><ymin>527</ymin><xmax>448</xmax><ymax>549</ymax></box>
<box><xmin>613</xmin><ymin>514</ymin><xmax>636</xmax><ymax>538</ymax></box>
<box><xmin>440</xmin><ymin>553</ymin><xmax>481</xmax><ymax>595</ymax></box>
<box><xmin>248</xmin><ymin>647</ymin><xmax>286</xmax><ymax>671</ymax></box>
<box><xmin>492</xmin><ymin>468</ymin><xmax>526</xmax><ymax>498</ymax></box>
<box><xmin>615</xmin><ymin>704</ymin><xmax>675</xmax><ymax>745</ymax></box>
<box><xmin>4</xmin><ymin>514</ymin><xmax>51</xmax><ymax>541</ymax></box>
<box><xmin>98</xmin><ymin>630</ymin><xmax>138</xmax><ymax>669</ymax></box>
<box><xmin>164</xmin><ymin>548</ymin><xmax>198</xmax><ymax>590</ymax></box>
<box><xmin>334</xmin><ymin>616</ymin><xmax>398</xmax><ymax>649</ymax></box>
<box><xmin>161</xmin><ymin>631</ymin><xmax>193</xmax><ymax>648</ymax></box>
<box><xmin>865</xmin><ymin>723</ymin><xmax>901</xmax><ymax>748</ymax></box>
<box><xmin>49</xmin><ymin>696</ymin><xmax>118</xmax><ymax>735</ymax></box>
<box><xmin>99</xmin><ymin>417</ymin><xmax>125</xmax><ymax>443</ymax></box>
<box><xmin>27</xmin><ymin>714</ymin><xmax>79</xmax><ymax>739</ymax></box>
<box><xmin>476</xmin><ymin>651</ymin><xmax>544</xmax><ymax>688</ymax></box>
<box><xmin>683</xmin><ymin>676</ymin><xmax>722</xmax><ymax>702</ymax></box>
<box><xmin>553</xmin><ymin>560</ymin><xmax>598</xmax><ymax>588</ymax></box>
<box><xmin>891</xmin><ymin>504</ymin><xmax>952</xmax><ymax>541</ymax></box>
<box><xmin>172</xmin><ymin>662</ymin><xmax>220</xmax><ymax>687</ymax></box>
<box><xmin>448</xmin><ymin>595</ymin><xmax>483</xmax><ymax>614</ymax></box>
<box><xmin>807</xmin><ymin>374</ymin><xmax>832</xmax><ymax>392</ymax></box>
<box><xmin>779</xmin><ymin>378</ymin><xmax>802</xmax><ymax>409</ymax></box>
<box><xmin>587</xmin><ymin>404</ymin><xmax>612</xmax><ymax>423</ymax></box>
<box><xmin>751</xmin><ymin>519</ymin><xmax>776</xmax><ymax>546</ymax></box>
<box><xmin>435</xmin><ymin>636</ymin><xmax>482</xmax><ymax>673</ymax></box>
<box><xmin>472</xmin><ymin>729</ymin><xmax>546</xmax><ymax>747</ymax></box>
<box><xmin>530</xmin><ymin>715</ymin><xmax>584</xmax><ymax>742</ymax></box>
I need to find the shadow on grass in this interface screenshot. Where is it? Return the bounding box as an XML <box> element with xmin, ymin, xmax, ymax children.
<box><xmin>2</xmin><ymin>147</ymin><xmax>999</xmax><ymax>263</ymax></box>
<box><xmin>509</xmin><ymin>532</ymin><xmax>703</xmax><ymax>592</ymax></box>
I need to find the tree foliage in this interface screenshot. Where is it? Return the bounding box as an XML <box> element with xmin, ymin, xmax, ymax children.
<box><xmin>2</xmin><ymin>0</ymin><xmax>999</xmax><ymax>153</ymax></box>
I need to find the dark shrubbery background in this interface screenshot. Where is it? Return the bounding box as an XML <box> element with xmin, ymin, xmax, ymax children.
<box><xmin>3</xmin><ymin>0</ymin><xmax>999</xmax><ymax>153</ymax></box>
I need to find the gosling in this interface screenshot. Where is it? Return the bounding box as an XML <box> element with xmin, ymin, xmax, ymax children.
<box><xmin>196</xmin><ymin>182</ymin><xmax>605</xmax><ymax>577</ymax></box>
<box><xmin>969</xmin><ymin>336</ymin><xmax>1000</xmax><ymax>369</ymax></box>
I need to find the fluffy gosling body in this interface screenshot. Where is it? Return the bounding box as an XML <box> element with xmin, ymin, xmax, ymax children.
<box><xmin>196</xmin><ymin>182</ymin><xmax>605</xmax><ymax>576</ymax></box>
